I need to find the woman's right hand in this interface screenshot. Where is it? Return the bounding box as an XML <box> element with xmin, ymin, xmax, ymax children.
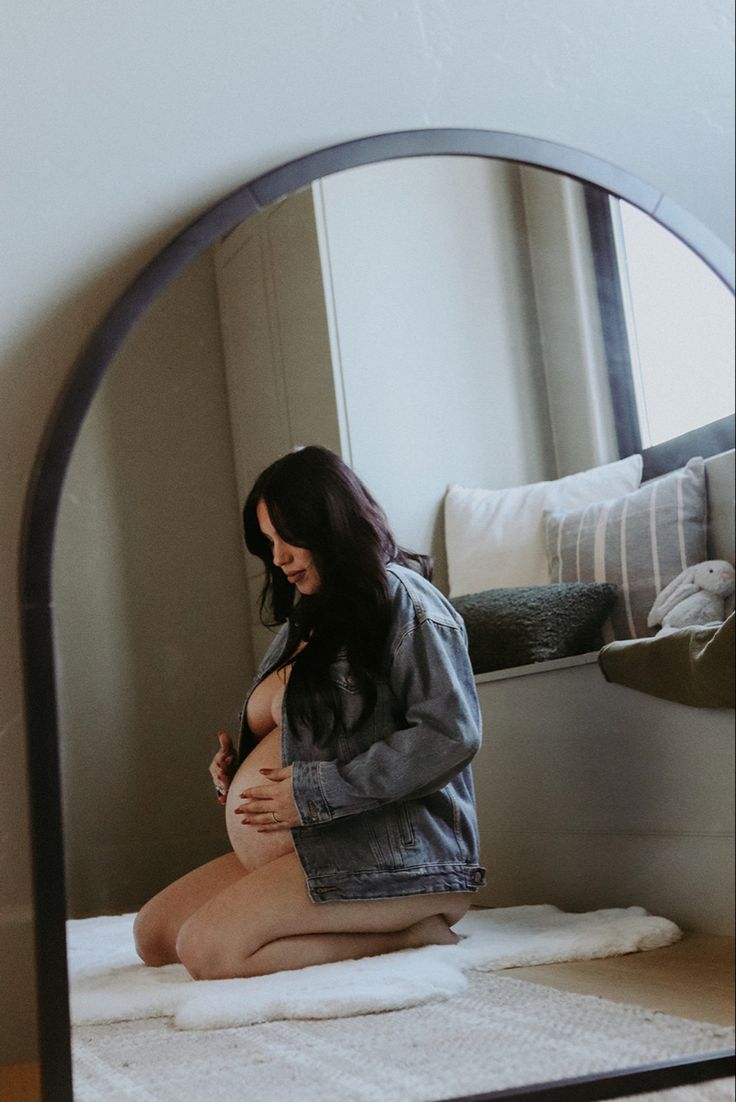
<box><xmin>209</xmin><ymin>731</ymin><xmax>236</xmax><ymax>805</ymax></box>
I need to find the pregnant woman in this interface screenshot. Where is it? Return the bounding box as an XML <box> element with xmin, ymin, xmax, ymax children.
<box><xmin>134</xmin><ymin>446</ymin><xmax>485</xmax><ymax>979</ymax></box>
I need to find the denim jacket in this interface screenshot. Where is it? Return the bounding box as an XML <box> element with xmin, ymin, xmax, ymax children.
<box><xmin>237</xmin><ymin>563</ymin><xmax>486</xmax><ymax>903</ymax></box>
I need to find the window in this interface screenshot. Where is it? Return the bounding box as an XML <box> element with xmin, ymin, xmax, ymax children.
<box><xmin>612</xmin><ymin>199</ymin><xmax>734</xmax><ymax>448</ymax></box>
<box><xmin>585</xmin><ymin>188</ymin><xmax>734</xmax><ymax>460</ymax></box>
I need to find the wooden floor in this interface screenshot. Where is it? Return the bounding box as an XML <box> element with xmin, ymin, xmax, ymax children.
<box><xmin>510</xmin><ymin>932</ymin><xmax>734</xmax><ymax>1026</ymax></box>
<box><xmin>1</xmin><ymin>933</ymin><xmax>733</xmax><ymax>1102</ymax></box>
<box><xmin>0</xmin><ymin>1062</ymin><xmax>40</xmax><ymax>1102</ymax></box>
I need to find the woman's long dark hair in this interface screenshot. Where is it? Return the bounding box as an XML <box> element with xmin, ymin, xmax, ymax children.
<box><xmin>243</xmin><ymin>446</ymin><xmax>432</xmax><ymax>742</ymax></box>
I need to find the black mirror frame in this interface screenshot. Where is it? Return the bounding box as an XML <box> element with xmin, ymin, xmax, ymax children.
<box><xmin>19</xmin><ymin>128</ymin><xmax>735</xmax><ymax>1102</ymax></box>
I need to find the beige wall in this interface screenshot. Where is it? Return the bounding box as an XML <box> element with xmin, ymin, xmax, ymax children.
<box><xmin>53</xmin><ymin>250</ymin><xmax>253</xmax><ymax>918</ymax></box>
<box><xmin>521</xmin><ymin>166</ymin><xmax>620</xmax><ymax>476</ymax></box>
<box><xmin>1</xmin><ymin>0</ymin><xmax>733</xmax><ymax>1063</ymax></box>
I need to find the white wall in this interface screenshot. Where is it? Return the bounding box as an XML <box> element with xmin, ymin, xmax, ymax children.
<box><xmin>317</xmin><ymin>157</ymin><xmax>555</xmax><ymax>590</ymax></box>
<box><xmin>1</xmin><ymin>0</ymin><xmax>733</xmax><ymax>1063</ymax></box>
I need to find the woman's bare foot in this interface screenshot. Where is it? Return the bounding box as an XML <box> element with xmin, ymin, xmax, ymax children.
<box><xmin>403</xmin><ymin>914</ymin><xmax>460</xmax><ymax>948</ymax></box>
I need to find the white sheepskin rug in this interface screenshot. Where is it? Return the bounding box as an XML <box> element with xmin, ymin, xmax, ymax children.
<box><xmin>67</xmin><ymin>904</ymin><xmax>681</xmax><ymax>1031</ymax></box>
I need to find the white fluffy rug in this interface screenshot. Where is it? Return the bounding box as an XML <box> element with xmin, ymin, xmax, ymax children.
<box><xmin>67</xmin><ymin>904</ymin><xmax>683</xmax><ymax>1031</ymax></box>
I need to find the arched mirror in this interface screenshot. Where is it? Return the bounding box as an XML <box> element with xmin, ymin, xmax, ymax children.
<box><xmin>20</xmin><ymin>131</ymin><xmax>735</xmax><ymax>1102</ymax></box>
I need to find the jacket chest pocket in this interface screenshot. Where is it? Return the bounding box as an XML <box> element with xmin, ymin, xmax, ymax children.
<box><xmin>329</xmin><ymin>656</ymin><xmax>370</xmax><ymax>744</ymax></box>
<box><xmin>328</xmin><ymin>654</ymin><xmax>358</xmax><ymax>694</ymax></box>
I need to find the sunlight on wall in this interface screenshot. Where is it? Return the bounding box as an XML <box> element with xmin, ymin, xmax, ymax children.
<box><xmin>617</xmin><ymin>201</ymin><xmax>734</xmax><ymax>447</ymax></box>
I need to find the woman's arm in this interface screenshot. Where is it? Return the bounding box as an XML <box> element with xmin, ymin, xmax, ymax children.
<box><xmin>290</xmin><ymin>616</ymin><xmax>481</xmax><ymax>826</ymax></box>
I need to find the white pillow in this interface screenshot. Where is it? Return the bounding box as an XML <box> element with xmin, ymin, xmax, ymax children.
<box><xmin>445</xmin><ymin>455</ymin><xmax>643</xmax><ymax>597</ymax></box>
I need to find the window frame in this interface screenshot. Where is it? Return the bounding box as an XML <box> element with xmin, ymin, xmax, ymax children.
<box><xmin>584</xmin><ymin>185</ymin><xmax>735</xmax><ymax>476</ymax></box>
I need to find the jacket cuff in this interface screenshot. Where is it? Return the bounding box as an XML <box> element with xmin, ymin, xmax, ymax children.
<box><xmin>291</xmin><ymin>760</ymin><xmax>333</xmax><ymax>825</ymax></box>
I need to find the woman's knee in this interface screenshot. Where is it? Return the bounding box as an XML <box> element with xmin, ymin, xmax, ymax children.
<box><xmin>176</xmin><ymin>913</ymin><xmax>232</xmax><ymax>980</ymax></box>
<box><xmin>176</xmin><ymin>909</ymin><xmax>267</xmax><ymax>980</ymax></box>
<box><xmin>133</xmin><ymin>900</ymin><xmax>178</xmax><ymax>967</ymax></box>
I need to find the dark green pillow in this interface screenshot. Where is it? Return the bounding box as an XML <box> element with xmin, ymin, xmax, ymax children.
<box><xmin>450</xmin><ymin>583</ymin><xmax>618</xmax><ymax>675</ymax></box>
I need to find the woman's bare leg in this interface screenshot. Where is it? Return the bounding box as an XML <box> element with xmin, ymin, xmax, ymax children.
<box><xmin>133</xmin><ymin>852</ymin><xmax>248</xmax><ymax>966</ymax></box>
<box><xmin>135</xmin><ymin>724</ymin><xmax>301</xmax><ymax>966</ymax></box>
<box><xmin>176</xmin><ymin>851</ymin><xmax>474</xmax><ymax>979</ymax></box>
<box><xmin>231</xmin><ymin>919</ymin><xmax>459</xmax><ymax>977</ymax></box>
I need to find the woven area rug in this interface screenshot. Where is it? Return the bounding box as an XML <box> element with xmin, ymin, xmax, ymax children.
<box><xmin>71</xmin><ymin>972</ymin><xmax>735</xmax><ymax>1102</ymax></box>
<box><xmin>67</xmin><ymin>904</ymin><xmax>683</xmax><ymax>1030</ymax></box>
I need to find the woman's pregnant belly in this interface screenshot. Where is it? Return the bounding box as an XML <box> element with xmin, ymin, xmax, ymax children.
<box><xmin>225</xmin><ymin>728</ymin><xmax>295</xmax><ymax>871</ymax></box>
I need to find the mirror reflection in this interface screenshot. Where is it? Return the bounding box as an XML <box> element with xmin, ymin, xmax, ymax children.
<box><xmin>53</xmin><ymin>156</ymin><xmax>734</xmax><ymax>1085</ymax></box>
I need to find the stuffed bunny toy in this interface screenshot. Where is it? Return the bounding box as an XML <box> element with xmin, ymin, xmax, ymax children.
<box><xmin>647</xmin><ymin>559</ymin><xmax>735</xmax><ymax>635</ymax></box>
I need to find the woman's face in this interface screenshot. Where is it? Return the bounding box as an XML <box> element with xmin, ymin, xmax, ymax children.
<box><xmin>256</xmin><ymin>499</ymin><xmax>321</xmax><ymax>595</ymax></box>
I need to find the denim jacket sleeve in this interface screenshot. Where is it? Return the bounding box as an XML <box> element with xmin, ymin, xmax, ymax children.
<box><xmin>290</xmin><ymin>604</ymin><xmax>482</xmax><ymax>825</ymax></box>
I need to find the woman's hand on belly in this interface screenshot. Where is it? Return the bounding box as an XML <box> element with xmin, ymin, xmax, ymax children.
<box><xmin>225</xmin><ymin>730</ymin><xmax>295</xmax><ymax>869</ymax></box>
<box><xmin>208</xmin><ymin>731</ymin><xmax>236</xmax><ymax>805</ymax></box>
<box><xmin>234</xmin><ymin>766</ymin><xmax>301</xmax><ymax>831</ymax></box>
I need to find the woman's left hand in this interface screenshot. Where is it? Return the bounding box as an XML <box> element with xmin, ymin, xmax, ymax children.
<box><xmin>234</xmin><ymin>766</ymin><xmax>300</xmax><ymax>831</ymax></box>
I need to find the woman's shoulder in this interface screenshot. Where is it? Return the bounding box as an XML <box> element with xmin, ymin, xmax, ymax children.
<box><xmin>385</xmin><ymin>563</ymin><xmax>463</xmax><ymax>630</ymax></box>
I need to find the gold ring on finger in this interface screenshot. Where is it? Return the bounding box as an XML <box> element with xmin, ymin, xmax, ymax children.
<box><xmin>271</xmin><ymin>811</ymin><xmax>280</xmax><ymax>824</ymax></box>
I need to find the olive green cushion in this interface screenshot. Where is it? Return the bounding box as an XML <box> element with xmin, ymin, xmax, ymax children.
<box><xmin>598</xmin><ymin>614</ymin><xmax>735</xmax><ymax>708</ymax></box>
<box><xmin>451</xmin><ymin>583</ymin><xmax>618</xmax><ymax>675</ymax></box>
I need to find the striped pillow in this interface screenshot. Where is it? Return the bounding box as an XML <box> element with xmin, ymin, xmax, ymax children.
<box><xmin>543</xmin><ymin>458</ymin><xmax>707</xmax><ymax>640</ymax></box>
